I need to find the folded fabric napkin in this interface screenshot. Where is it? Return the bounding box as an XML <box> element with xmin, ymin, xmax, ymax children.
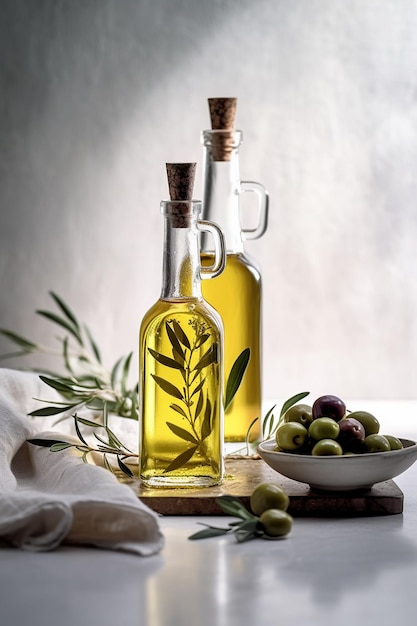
<box><xmin>0</xmin><ymin>368</ymin><xmax>164</xmax><ymax>555</ymax></box>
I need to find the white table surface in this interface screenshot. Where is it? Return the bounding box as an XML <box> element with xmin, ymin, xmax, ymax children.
<box><xmin>1</xmin><ymin>400</ymin><xmax>417</xmax><ymax>626</ymax></box>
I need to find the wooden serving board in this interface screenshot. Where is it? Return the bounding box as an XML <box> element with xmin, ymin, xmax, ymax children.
<box><xmin>127</xmin><ymin>457</ymin><xmax>403</xmax><ymax>517</ymax></box>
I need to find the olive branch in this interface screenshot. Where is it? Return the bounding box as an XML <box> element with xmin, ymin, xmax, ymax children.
<box><xmin>147</xmin><ymin>318</ymin><xmax>220</xmax><ymax>473</ymax></box>
<box><xmin>0</xmin><ymin>291</ymin><xmax>137</xmax><ymax>421</ymax></box>
<box><xmin>28</xmin><ymin>403</ymin><xmax>137</xmax><ymax>478</ymax></box>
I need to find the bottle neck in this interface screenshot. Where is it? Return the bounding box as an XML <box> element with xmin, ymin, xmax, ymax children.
<box><xmin>201</xmin><ymin>130</ymin><xmax>244</xmax><ymax>254</ymax></box>
<box><xmin>160</xmin><ymin>201</ymin><xmax>202</xmax><ymax>301</ymax></box>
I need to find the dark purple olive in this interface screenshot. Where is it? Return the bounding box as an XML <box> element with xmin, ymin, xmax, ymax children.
<box><xmin>338</xmin><ymin>417</ymin><xmax>366</xmax><ymax>452</ymax></box>
<box><xmin>312</xmin><ymin>395</ymin><xmax>346</xmax><ymax>422</ymax></box>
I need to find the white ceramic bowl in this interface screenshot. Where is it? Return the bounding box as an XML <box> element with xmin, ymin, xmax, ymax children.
<box><xmin>257</xmin><ymin>438</ymin><xmax>417</xmax><ymax>491</ymax></box>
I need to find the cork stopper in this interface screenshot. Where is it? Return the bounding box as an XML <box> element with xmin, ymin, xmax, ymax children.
<box><xmin>165</xmin><ymin>163</ymin><xmax>196</xmax><ymax>227</ymax></box>
<box><xmin>166</xmin><ymin>162</ymin><xmax>196</xmax><ymax>201</ymax></box>
<box><xmin>208</xmin><ymin>97</ymin><xmax>237</xmax><ymax>130</ymax></box>
<box><xmin>207</xmin><ymin>97</ymin><xmax>237</xmax><ymax>161</ymax></box>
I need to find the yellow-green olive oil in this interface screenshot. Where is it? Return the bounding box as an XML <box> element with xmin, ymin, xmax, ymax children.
<box><xmin>201</xmin><ymin>252</ymin><xmax>261</xmax><ymax>442</ymax></box>
<box><xmin>139</xmin><ymin>299</ymin><xmax>223</xmax><ymax>487</ymax></box>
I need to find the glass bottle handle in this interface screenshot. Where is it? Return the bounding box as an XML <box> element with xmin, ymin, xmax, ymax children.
<box><xmin>198</xmin><ymin>220</ymin><xmax>226</xmax><ymax>280</ymax></box>
<box><xmin>240</xmin><ymin>181</ymin><xmax>269</xmax><ymax>240</ymax></box>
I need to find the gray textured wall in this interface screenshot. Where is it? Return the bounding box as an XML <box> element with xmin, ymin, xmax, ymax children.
<box><xmin>1</xmin><ymin>0</ymin><xmax>417</xmax><ymax>402</ymax></box>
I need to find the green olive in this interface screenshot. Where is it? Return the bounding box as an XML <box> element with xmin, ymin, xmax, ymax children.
<box><xmin>383</xmin><ymin>435</ymin><xmax>403</xmax><ymax>450</ymax></box>
<box><xmin>348</xmin><ymin>411</ymin><xmax>380</xmax><ymax>436</ymax></box>
<box><xmin>259</xmin><ymin>509</ymin><xmax>293</xmax><ymax>538</ymax></box>
<box><xmin>283</xmin><ymin>403</ymin><xmax>313</xmax><ymax>427</ymax></box>
<box><xmin>311</xmin><ymin>439</ymin><xmax>343</xmax><ymax>456</ymax></box>
<box><xmin>363</xmin><ymin>434</ymin><xmax>391</xmax><ymax>452</ymax></box>
<box><xmin>250</xmin><ymin>483</ymin><xmax>289</xmax><ymax>515</ymax></box>
<box><xmin>276</xmin><ymin>422</ymin><xmax>308</xmax><ymax>451</ymax></box>
<box><xmin>308</xmin><ymin>417</ymin><xmax>340</xmax><ymax>441</ymax></box>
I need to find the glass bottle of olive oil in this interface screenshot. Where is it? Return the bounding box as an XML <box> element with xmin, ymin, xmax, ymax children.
<box><xmin>201</xmin><ymin>98</ymin><xmax>269</xmax><ymax>443</ymax></box>
<box><xmin>139</xmin><ymin>163</ymin><xmax>226</xmax><ymax>488</ymax></box>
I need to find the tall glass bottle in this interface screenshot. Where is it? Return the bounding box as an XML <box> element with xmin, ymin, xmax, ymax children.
<box><xmin>139</xmin><ymin>163</ymin><xmax>226</xmax><ymax>488</ymax></box>
<box><xmin>200</xmin><ymin>98</ymin><xmax>269</xmax><ymax>443</ymax></box>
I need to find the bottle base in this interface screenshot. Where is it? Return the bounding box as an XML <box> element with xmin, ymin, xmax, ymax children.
<box><xmin>140</xmin><ymin>475</ymin><xmax>223</xmax><ymax>489</ymax></box>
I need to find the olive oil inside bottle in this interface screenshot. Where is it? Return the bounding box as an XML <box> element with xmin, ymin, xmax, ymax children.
<box><xmin>140</xmin><ymin>298</ymin><xmax>223</xmax><ymax>487</ymax></box>
<box><xmin>201</xmin><ymin>252</ymin><xmax>261</xmax><ymax>442</ymax></box>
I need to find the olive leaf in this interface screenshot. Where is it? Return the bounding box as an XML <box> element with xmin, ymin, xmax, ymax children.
<box><xmin>201</xmin><ymin>398</ymin><xmax>213</xmax><ymax>441</ymax></box>
<box><xmin>279</xmin><ymin>391</ymin><xmax>310</xmax><ymax>418</ymax></box>
<box><xmin>165</xmin><ymin>322</ymin><xmax>185</xmax><ymax>362</ymax></box>
<box><xmin>262</xmin><ymin>404</ymin><xmax>277</xmax><ymax>439</ymax></box>
<box><xmin>188</xmin><ymin>525</ymin><xmax>233</xmax><ymax>540</ymax></box>
<box><xmin>194</xmin><ymin>390</ymin><xmax>204</xmax><ymax>420</ymax></box>
<box><xmin>163</xmin><ymin>445</ymin><xmax>198</xmax><ymax>473</ymax></box>
<box><xmin>166</xmin><ymin>422</ymin><xmax>199</xmax><ymax>445</ymax></box>
<box><xmin>234</xmin><ymin>519</ymin><xmax>260</xmax><ymax>543</ymax></box>
<box><xmin>39</xmin><ymin>375</ymin><xmax>76</xmax><ymax>395</ymax></box>
<box><xmin>117</xmin><ymin>456</ymin><xmax>134</xmax><ymax>478</ymax></box>
<box><xmin>190</xmin><ymin>378</ymin><xmax>205</xmax><ymax>398</ymax></box>
<box><xmin>120</xmin><ymin>352</ymin><xmax>133</xmax><ymax>396</ymax></box>
<box><xmin>75</xmin><ymin>416</ymin><xmax>102</xmax><ymax>428</ymax></box>
<box><xmin>151</xmin><ymin>375</ymin><xmax>184</xmax><ymax>400</ymax></box>
<box><xmin>36</xmin><ymin>309</ymin><xmax>83</xmax><ymax>345</ymax></box>
<box><xmin>28</xmin><ymin>403</ymin><xmax>79</xmax><ymax>417</ymax></box>
<box><xmin>195</xmin><ymin>333</ymin><xmax>210</xmax><ymax>348</ymax></box>
<box><xmin>73</xmin><ymin>415</ymin><xmax>88</xmax><ymax>446</ymax></box>
<box><xmin>245</xmin><ymin>416</ymin><xmax>260</xmax><ymax>454</ymax></box>
<box><xmin>148</xmin><ymin>348</ymin><xmax>184</xmax><ymax>370</ymax></box>
<box><xmin>110</xmin><ymin>355</ymin><xmax>125</xmax><ymax>389</ymax></box>
<box><xmin>0</xmin><ymin>329</ymin><xmax>38</xmax><ymax>352</ymax></box>
<box><xmin>105</xmin><ymin>425</ymin><xmax>132</xmax><ymax>452</ymax></box>
<box><xmin>62</xmin><ymin>336</ymin><xmax>74</xmax><ymax>374</ymax></box>
<box><xmin>49</xmin><ymin>291</ymin><xmax>81</xmax><ymax>331</ymax></box>
<box><xmin>171</xmin><ymin>319</ymin><xmax>191</xmax><ymax>350</ymax></box>
<box><xmin>216</xmin><ymin>495</ymin><xmax>257</xmax><ymax>521</ymax></box>
<box><xmin>84</xmin><ymin>325</ymin><xmax>102</xmax><ymax>364</ymax></box>
<box><xmin>224</xmin><ymin>347</ymin><xmax>250</xmax><ymax>412</ymax></box>
<box><xmin>188</xmin><ymin>496</ymin><xmax>260</xmax><ymax>542</ymax></box>
<box><xmin>50</xmin><ymin>442</ymin><xmax>74</xmax><ymax>452</ymax></box>
<box><xmin>27</xmin><ymin>438</ymin><xmax>70</xmax><ymax>448</ymax></box>
<box><xmin>193</xmin><ymin>343</ymin><xmax>218</xmax><ymax>372</ymax></box>
<box><xmin>170</xmin><ymin>403</ymin><xmax>188</xmax><ymax>418</ymax></box>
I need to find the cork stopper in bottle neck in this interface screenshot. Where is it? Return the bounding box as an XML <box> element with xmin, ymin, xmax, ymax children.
<box><xmin>164</xmin><ymin>163</ymin><xmax>198</xmax><ymax>228</ymax></box>
<box><xmin>207</xmin><ymin>97</ymin><xmax>238</xmax><ymax>162</ymax></box>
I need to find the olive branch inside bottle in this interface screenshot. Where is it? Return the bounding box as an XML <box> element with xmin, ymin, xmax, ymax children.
<box><xmin>139</xmin><ymin>162</ymin><xmax>226</xmax><ymax>487</ymax></box>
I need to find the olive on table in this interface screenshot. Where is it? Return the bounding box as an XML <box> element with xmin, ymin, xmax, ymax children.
<box><xmin>250</xmin><ymin>483</ymin><xmax>290</xmax><ymax>515</ymax></box>
<box><xmin>259</xmin><ymin>509</ymin><xmax>293</xmax><ymax>538</ymax></box>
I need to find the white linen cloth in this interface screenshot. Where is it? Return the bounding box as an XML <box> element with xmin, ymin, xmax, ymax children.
<box><xmin>0</xmin><ymin>368</ymin><xmax>164</xmax><ymax>555</ymax></box>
